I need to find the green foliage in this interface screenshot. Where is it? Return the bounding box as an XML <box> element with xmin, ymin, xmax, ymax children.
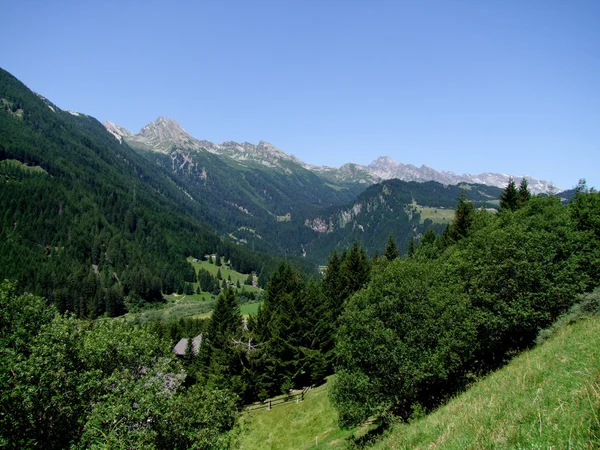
<box><xmin>518</xmin><ymin>177</ymin><xmax>531</xmax><ymax>207</ymax></box>
<box><xmin>448</xmin><ymin>196</ymin><xmax>593</xmax><ymax>363</ymax></box>
<box><xmin>331</xmin><ymin>259</ymin><xmax>476</xmax><ymax>426</ymax></box>
<box><xmin>340</xmin><ymin>241</ymin><xmax>371</xmax><ymax>298</ymax></box>
<box><xmin>0</xmin><ymin>281</ymin><xmax>238</xmax><ymax>448</ymax></box>
<box><xmin>570</xmin><ymin>179</ymin><xmax>600</xmax><ymax>239</ymax></box>
<box><xmin>370</xmin><ymin>316</ymin><xmax>600</xmax><ymax>449</ymax></box>
<box><xmin>330</xmin><ymin>193</ymin><xmax>600</xmax><ymax>428</ymax></box>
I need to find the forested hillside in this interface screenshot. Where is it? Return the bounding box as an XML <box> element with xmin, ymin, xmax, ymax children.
<box><xmin>0</xmin><ymin>68</ymin><xmax>285</xmax><ymax>318</ymax></box>
<box><xmin>301</xmin><ymin>178</ymin><xmax>502</xmax><ymax>261</ymax></box>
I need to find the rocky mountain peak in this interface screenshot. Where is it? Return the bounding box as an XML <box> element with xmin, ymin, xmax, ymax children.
<box><xmin>139</xmin><ymin>117</ymin><xmax>188</xmax><ymax>141</ymax></box>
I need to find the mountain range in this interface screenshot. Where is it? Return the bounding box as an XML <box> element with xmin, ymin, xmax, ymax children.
<box><xmin>104</xmin><ymin>117</ymin><xmax>555</xmax><ymax>194</ymax></box>
<box><xmin>102</xmin><ymin>115</ymin><xmax>506</xmax><ymax>260</ymax></box>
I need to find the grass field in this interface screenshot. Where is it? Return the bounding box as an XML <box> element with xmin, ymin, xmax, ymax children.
<box><xmin>417</xmin><ymin>206</ymin><xmax>455</xmax><ymax>224</ymax></box>
<box><xmin>188</xmin><ymin>257</ymin><xmax>262</xmax><ymax>295</ymax></box>
<box><xmin>0</xmin><ymin>158</ymin><xmax>48</xmax><ymax>174</ymax></box>
<box><xmin>122</xmin><ymin>294</ymin><xmax>216</xmax><ymax>323</ymax></box>
<box><xmin>235</xmin><ymin>314</ymin><xmax>600</xmax><ymax>449</ymax></box>
<box><xmin>192</xmin><ymin>301</ymin><xmax>263</xmax><ymax>320</ymax></box>
<box><xmin>236</xmin><ymin>377</ymin><xmax>356</xmax><ymax>450</ymax></box>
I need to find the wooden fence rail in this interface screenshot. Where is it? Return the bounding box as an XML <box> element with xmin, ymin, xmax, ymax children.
<box><xmin>246</xmin><ymin>386</ymin><xmax>311</xmax><ymax>412</ymax></box>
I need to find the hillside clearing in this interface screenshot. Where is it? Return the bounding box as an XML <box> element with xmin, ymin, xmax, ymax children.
<box><xmin>236</xmin><ymin>378</ymin><xmax>355</xmax><ymax>450</ymax></box>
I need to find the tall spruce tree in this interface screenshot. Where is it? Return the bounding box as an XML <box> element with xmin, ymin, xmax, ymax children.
<box><xmin>320</xmin><ymin>249</ymin><xmax>346</xmax><ymax>364</ymax></box>
<box><xmin>449</xmin><ymin>191</ymin><xmax>475</xmax><ymax>241</ymax></box>
<box><xmin>518</xmin><ymin>177</ymin><xmax>532</xmax><ymax>207</ymax></box>
<box><xmin>384</xmin><ymin>234</ymin><xmax>400</xmax><ymax>261</ymax></box>
<box><xmin>253</xmin><ymin>262</ymin><xmax>306</xmax><ymax>395</ymax></box>
<box><xmin>407</xmin><ymin>237</ymin><xmax>416</xmax><ymax>256</ymax></box>
<box><xmin>500</xmin><ymin>177</ymin><xmax>519</xmax><ymax>211</ymax></box>
<box><xmin>198</xmin><ymin>288</ymin><xmax>244</xmax><ymax>391</ymax></box>
<box><xmin>341</xmin><ymin>241</ymin><xmax>371</xmax><ymax>299</ymax></box>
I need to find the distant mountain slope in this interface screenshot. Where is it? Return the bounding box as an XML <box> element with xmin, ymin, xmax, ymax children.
<box><xmin>0</xmin><ymin>67</ymin><xmax>282</xmax><ymax>318</ymax></box>
<box><xmin>104</xmin><ymin>118</ymin><xmax>362</xmax><ymax>255</ymax></box>
<box><xmin>300</xmin><ymin>179</ymin><xmax>502</xmax><ymax>261</ymax></box>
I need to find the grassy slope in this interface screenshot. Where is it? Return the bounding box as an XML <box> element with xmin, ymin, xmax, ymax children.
<box><xmin>236</xmin><ymin>378</ymin><xmax>355</xmax><ymax>450</ymax></box>
<box><xmin>417</xmin><ymin>206</ymin><xmax>455</xmax><ymax>224</ymax></box>
<box><xmin>235</xmin><ymin>317</ymin><xmax>599</xmax><ymax>449</ymax></box>
<box><xmin>373</xmin><ymin>316</ymin><xmax>600</xmax><ymax>449</ymax></box>
<box><xmin>189</xmin><ymin>257</ymin><xmax>262</xmax><ymax>294</ymax></box>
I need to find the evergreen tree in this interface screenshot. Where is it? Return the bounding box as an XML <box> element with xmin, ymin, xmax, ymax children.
<box><xmin>518</xmin><ymin>177</ymin><xmax>531</xmax><ymax>207</ymax></box>
<box><xmin>253</xmin><ymin>262</ymin><xmax>306</xmax><ymax>395</ymax></box>
<box><xmin>372</xmin><ymin>249</ymin><xmax>380</xmax><ymax>261</ymax></box>
<box><xmin>500</xmin><ymin>178</ymin><xmax>519</xmax><ymax>211</ymax></box>
<box><xmin>216</xmin><ymin>268</ymin><xmax>222</xmax><ymax>280</ymax></box>
<box><xmin>384</xmin><ymin>234</ymin><xmax>400</xmax><ymax>261</ymax></box>
<box><xmin>341</xmin><ymin>241</ymin><xmax>371</xmax><ymax>298</ymax></box>
<box><xmin>198</xmin><ymin>288</ymin><xmax>244</xmax><ymax>392</ymax></box>
<box><xmin>449</xmin><ymin>191</ymin><xmax>475</xmax><ymax>241</ymax></box>
<box><xmin>407</xmin><ymin>236</ymin><xmax>416</xmax><ymax>256</ymax></box>
<box><xmin>421</xmin><ymin>227</ymin><xmax>436</xmax><ymax>246</ymax></box>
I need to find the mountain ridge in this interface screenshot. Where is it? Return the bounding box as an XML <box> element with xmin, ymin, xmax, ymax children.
<box><xmin>104</xmin><ymin>117</ymin><xmax>557</xmax><ymax>194</ymax></box>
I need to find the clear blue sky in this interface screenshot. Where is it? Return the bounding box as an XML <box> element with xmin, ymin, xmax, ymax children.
<box><xmin>2</xmin><ymin>0</ymin><xmax>599</xmax><ymax>189</ymax></box>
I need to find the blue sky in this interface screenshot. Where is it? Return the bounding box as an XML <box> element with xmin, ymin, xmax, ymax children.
<box><xmin>2</xmin><ymin>0</ymin><xmax>599</xmax><ymax>189</ymax></box>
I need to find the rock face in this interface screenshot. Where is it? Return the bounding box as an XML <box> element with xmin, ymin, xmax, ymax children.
<box><xmin>104</xmin><ymin>118</ymin><xmax>556</xmax><ymax>194</ymax></box>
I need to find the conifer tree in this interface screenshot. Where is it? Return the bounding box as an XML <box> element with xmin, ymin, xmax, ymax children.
<box><xmin>500</xmin><ymin>178</ymin><xmax>519</xmax><ymax>211</ymax></box>
<box><xmin>518</xmin><ymin>177</ymin><xmax>531</xmax><ymax>207</ymax></box>
<box><xmin>253</xmin><ymin>262</ymin><xmax>306</xmax><ymax>395</ymax></box>
<box><xmin>372</xmin><ymin>249</ymin><xmax>380</xmax><ymax>261</ymax></box>
<box><xmin>384</xmin><ymin>234</ymin><xmax>400</xmax><ymax>261</ymax></box>
<box><xmin>198</xmin><ymin>288</ymin><xmax>243</xmax><ymax>390</ymax></box>
<box><xmin>322</xmin><ymin>249</ymin><xmax>344</xmax><ymax>316</ymax></box>
<box><xmin>341</xmin><ymin>241</ymin><xmax>371</xmax><ymax>298</ymax></box>
<box><xmin>449</xmin><ymin>191</ymin><xmax>475</xmax><ymax>241</ymax></box>
<box><xmin>407</xmin><ymin>236</ymin><xmax>416</xmax><ymax>256</ymax></box>
<box><xmin>421</xmin><ymin>227</ymin><xmax>436</xmax><ymax>246</ymax></box>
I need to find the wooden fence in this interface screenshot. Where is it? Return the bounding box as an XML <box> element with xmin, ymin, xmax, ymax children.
<box><xmin>246</xmin><ymin>386</ymin><xmax>312</xmax><ymax>412</ymax></box>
